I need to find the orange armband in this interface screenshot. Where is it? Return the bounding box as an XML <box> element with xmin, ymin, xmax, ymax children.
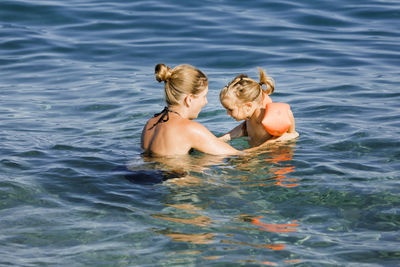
<box><xmin>262</xmin><ymin>103</ymin><xmax>291</xmax><ymax>136</ymax></box>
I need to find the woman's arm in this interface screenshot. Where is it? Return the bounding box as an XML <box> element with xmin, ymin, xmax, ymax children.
<box><xmin>188</xmin><ymin>121</ymin><xmax>240</xmax><ymax>155</ymax></box>
<box><xmin>261</xmin><ymin>131</ymin><xmax>299</xmax><ymax>146</ymax></box>
<box><xmin>241</xmin><ymin>132</ymin><xmax>299</xmax><ymax>154</ymax></box>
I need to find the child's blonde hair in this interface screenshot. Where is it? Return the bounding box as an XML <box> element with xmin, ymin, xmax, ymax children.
<box><xmin>155</xmin><ymin>63</ymin><xmax>208</xmax><ymax>106</ymax></box>
<box><xmin>220</xmin><ymin>67</ymin><xmax>275</xmax><ymax>105</ymax></box>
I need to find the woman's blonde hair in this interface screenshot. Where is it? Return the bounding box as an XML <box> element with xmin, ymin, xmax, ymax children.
<box><xmin>155</xmin><ymin>63</ymin><xmax>208</xmax><ymax>106</ymax></box>
<box><xmin>220</xmin><ymin>67</ymin><xmax>275</xmax><ymax>105</ymax></box>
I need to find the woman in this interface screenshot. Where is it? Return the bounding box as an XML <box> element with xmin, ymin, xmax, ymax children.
<box><xmin>141</xmin><ymin>63</ymin><xmax>242</xmax><ymax>156</ymax></box>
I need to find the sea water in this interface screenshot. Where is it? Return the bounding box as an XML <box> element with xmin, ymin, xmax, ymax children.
<box><xmin>1</xmin><ymin>0</ymin><xmax>399</xmax><ymax>265</ymax></box>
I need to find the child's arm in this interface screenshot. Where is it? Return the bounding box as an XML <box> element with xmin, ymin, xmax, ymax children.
<box><xmin>219</xmin><ymin>121</ymin><xmax>247</xmax><ymax>142</ymax></box>
<box><xmin>268</xmin><ymin>108</ymin><xmax>299</xmax><ymax>144</ymax></box>
<box><xmin>288</xmin><ymin>109</ymin><xmax>296</xmax><ymax>133</ymax></box>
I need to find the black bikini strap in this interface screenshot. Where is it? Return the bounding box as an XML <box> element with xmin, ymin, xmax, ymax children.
<box><xmin>148</xmin><ymin>107</ymin><xmax>180</xmax><ymax>130</ymax></box>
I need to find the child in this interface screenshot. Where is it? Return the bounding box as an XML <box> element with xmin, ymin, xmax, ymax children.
<box><xmin>219</xmin><ymin>68</ymin><xmax>298</xmax><ymax>147</ymax></box>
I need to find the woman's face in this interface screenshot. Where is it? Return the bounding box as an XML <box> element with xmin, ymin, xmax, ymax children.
<box><xmin>189</xmin><ymin>86</ymin><xmax>208</xmax><ymax>119</ymax></box>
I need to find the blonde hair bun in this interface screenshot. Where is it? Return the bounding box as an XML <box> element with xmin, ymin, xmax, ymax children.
<box><xmin>155</xmin><ymin>63</ymin><xmax>172</xmax><ymax>82</ymax></box>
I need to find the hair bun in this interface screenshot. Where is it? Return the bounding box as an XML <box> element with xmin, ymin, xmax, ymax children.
<box><xmin>155</xmin><ymin>63</ymin><xmax>172</xmax><ymax>82</ymax></box>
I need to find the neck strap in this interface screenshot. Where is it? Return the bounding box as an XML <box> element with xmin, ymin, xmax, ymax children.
<box><xmin>148</xmin><ymin>107</ymin><xmax>180</xmax><ymax>130</ymax></box>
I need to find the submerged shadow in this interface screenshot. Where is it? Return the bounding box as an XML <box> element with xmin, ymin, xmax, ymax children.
<box><xmin>113</xmin><ymin>165</ymin><xmax>187</xmax><ymax>185</ymax></box>
<box><xmin>125</xmin><ymin>152</ymin><xmax>227</xmax><ymax>185</ymax></box>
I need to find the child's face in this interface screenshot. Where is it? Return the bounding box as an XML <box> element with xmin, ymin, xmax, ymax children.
<box><xmin>222</xmin><ymin>97</ymin><xmax>249</xmax><ymax>121</ymax></box>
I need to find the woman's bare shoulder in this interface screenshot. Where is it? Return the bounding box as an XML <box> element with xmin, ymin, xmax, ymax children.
<box><xmin>183</xmin><ymin>119</ymin><xmax>212</xmax><ymax>135</ymax></box>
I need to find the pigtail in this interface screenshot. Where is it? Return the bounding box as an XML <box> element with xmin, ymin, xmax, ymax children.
<box><xmin>258</xmin><ymin>67</ymin><xmax>275</xmax><ymax>95</ymax></box>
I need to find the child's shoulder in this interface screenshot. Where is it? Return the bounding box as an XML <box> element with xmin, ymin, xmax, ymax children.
<box><xmin>262</xmin><ymin>93</ymin><xmax>272</xmax><ymax>106</ymax></box>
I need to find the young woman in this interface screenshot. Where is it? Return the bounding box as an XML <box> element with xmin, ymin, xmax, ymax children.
<box><xmin>141</xmin><ymin>63</ymin><xmax>240</xmax><ymax>156</ymax></box>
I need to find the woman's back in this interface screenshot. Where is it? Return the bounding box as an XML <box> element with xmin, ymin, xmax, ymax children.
<box><xmin>141</xmin><ymin>113</ymin><xmax>192</xmax><ymax>156</ymax></box>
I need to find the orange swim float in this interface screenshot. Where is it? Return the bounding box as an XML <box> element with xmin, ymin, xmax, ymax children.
<box><xmin>261</xmin><ymin>93</ymin><xmax>291</xmax><ymax>136</ymax></box>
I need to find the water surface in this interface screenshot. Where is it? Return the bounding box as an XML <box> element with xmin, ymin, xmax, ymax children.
<box><xmin>1</xmin><ymin>0</ymin><xmax>399</xmax><ymax>265</ymax></box>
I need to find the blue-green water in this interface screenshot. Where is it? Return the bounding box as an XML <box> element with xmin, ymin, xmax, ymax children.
<box><xmin>1</xmin><ymin>0</ymin><xmax>399</xmax><ymax>265</ymax></box>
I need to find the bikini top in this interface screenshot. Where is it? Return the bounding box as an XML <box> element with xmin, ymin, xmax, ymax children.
<box><xmin>148</xmin><ymin>106</ymin><xmax>180</xmax><ymax>130</ymax></box>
